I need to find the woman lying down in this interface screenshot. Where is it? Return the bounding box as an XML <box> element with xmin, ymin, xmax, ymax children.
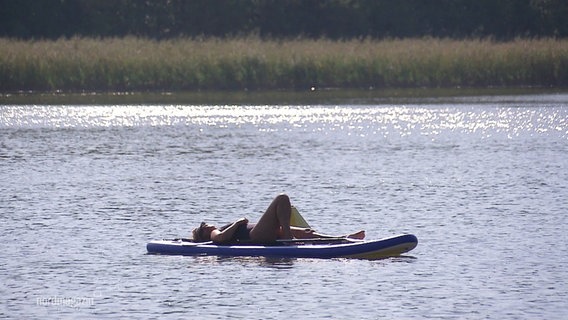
<box><xmin>191</xmin><ymin>194</ymin><xmax>365</xmax><ymax>244</ymax></box>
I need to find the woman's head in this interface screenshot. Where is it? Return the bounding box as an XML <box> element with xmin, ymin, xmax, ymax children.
<box><xmin>192</xmin><ymin>222</ymin><xmax>215</xmax><ymax>242</ymax></box>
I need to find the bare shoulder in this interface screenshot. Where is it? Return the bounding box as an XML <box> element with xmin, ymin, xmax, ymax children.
<box><xmin>210</xmin><ymin>229</ymin><xmax>223</xmax><ymax>242</ymax></box>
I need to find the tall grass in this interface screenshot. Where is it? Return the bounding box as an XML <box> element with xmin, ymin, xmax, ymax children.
<box><xmin>1</xmin><ymin>37</ymin><xmax>567</xmax><ymax>91</ymax></box>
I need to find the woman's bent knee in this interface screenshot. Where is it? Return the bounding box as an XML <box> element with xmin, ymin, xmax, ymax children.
<box><xmin>275</xmin><ymin>193</ymin><xmax>290</xmax><ymax>204</ymax></box>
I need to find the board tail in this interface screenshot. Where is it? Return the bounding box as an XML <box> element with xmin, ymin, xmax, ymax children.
<box><xmin>290</xmin><ymin>205</ymin><xmax>310</xmax><ymax>228</ymax></box>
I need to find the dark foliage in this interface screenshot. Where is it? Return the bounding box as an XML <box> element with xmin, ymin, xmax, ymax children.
<box><xmin>1</xmin><ymin>0</ymin><xmax>567</xmax><ymax>40</ymax></box>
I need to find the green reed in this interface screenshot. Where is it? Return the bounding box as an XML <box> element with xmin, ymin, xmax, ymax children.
<box><xmin>1</xmin><ymin>37</ymin><xmax>567</xmax><ymax>91</ymax></box>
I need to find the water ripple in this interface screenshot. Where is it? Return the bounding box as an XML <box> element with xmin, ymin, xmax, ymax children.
<box><xmin>1</xmin><ymin>98</ymin><xmax>567</xmax><ymax>319</ymax></box>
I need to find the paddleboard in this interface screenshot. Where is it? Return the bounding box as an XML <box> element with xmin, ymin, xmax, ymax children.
<box><xmin>146</xmin><ymin>234</ymin><xmax>417</xmax><ymax>259</ymax></box>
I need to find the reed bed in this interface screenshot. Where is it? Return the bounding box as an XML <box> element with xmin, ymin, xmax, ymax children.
<box><xmin>1</xmin><ymin>37</ymin><xmax>567</xmax><ymax>91</ymax></box>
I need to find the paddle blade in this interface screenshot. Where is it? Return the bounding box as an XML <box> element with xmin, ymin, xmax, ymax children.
<box><xmin>290</xmin><ymin>205</ymin><xmax>310</xmax><ymax>228</ymax></box>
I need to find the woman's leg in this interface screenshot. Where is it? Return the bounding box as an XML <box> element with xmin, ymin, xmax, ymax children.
<box><xmin>250</xmin><ymin>194</ymin><xmax>292</xmax><ymax>242</ymax></box>
<box><xmin>291</xmin><ymin>227</ymin><xmax>366</xmax><ymax>240</ymax></box>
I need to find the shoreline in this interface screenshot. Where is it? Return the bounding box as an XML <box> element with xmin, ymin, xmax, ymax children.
<box><xmin>2</xmin><ymin>86</ymin><xmax>567</xmax><ymax>105</ymax></box>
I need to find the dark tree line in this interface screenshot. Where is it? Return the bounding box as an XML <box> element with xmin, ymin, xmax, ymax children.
<box><xmin>1</xmin><ymin>0</ymin><xmax>567</xmax><ymax>40</ymax></box>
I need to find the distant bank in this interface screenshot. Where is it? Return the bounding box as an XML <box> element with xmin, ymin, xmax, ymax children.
<box><xmin>1</xmin><ymin>37</ymin><xmax>567</xmax><ymax>93</ymax></box>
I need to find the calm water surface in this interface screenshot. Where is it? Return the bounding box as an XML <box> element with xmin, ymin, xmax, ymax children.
<box><xmin>1</xmin><ymin>94</ymin><xmax>567</xmax><ymax>319</ymax></box>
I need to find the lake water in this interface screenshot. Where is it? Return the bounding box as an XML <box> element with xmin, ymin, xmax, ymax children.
<box><xmin>1</xmin><ymin>93</ymin><xmax>567</xmax><ymax>319</ymax></box>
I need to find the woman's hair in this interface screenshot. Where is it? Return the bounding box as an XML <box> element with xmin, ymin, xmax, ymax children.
<box><xmin>192</xmin><ymin>222</ymin><xmax>208</xmax><ymax>242</ymax></box>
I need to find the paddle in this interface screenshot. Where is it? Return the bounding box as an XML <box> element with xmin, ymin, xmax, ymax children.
<box><xmin>289</xmin><ymin>206</ymin><xmax>365</xmax><ymax>242</ymax></box>
<box><xmin>276</xmin><ymin>237</ymin><xmax>360</xmax><ymax>244</ymax></box>
<box><xmin>174</xmin><ymin>237</ymin><xmax>356</xmax><ymax>245</ymax></box>
<box><xmin>290</xmin><ymin>205</ymin><xmax>310</xmax><ymax>228</ymax></box>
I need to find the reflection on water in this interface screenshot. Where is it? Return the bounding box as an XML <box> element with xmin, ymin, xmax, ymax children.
<box><xmin>194</xmin><ymin>256</ymin><xmax>297</xmax><ymax>269</ymax></box>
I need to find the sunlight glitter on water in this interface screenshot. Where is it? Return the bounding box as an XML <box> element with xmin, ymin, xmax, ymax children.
<box><xmin>1</xmin><ymin>104</ymin><xmax>566</xmax><ymax>139</ymax></box>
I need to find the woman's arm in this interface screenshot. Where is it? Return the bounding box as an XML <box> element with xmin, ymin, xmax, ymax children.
<box><xmin>210</xmin><ymin>217</ymin><xmax>248</xmax><ymax>243</ymax></box>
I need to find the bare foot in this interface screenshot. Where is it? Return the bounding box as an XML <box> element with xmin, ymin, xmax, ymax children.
<box><xmin>347</xmin><ymin>230</ymin><xmax>365</xmax><ymax>240</ymax></box>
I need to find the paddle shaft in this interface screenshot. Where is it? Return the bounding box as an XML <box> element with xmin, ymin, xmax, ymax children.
<box><xmin>276</xmin><ymin>237</ymin><xmax>357</xmax><ymax>243</ymax></box>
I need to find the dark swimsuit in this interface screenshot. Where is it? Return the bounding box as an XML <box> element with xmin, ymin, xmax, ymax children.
<box><xmin>219</xmin><ymin>223</ymin><xmax>256</xmax><ymax>242</ymax></box>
